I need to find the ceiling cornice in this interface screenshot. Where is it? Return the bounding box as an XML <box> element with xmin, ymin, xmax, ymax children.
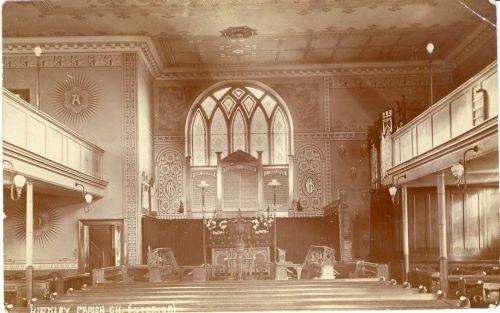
<box><xmin>3</xmin><ymin>36</ymin><xmax>164</xmax><ymax>77</ymax></box>
<box><xmin>155</xmin><ymin>61</ymin><xmax>450</xmax><ymax>80</ymax></box>
<box><xmin>5</xmin><ymin>32</ymin><xmax>490</xmax><ymax>80</ymax></box>
<box><xmin>443</xmin><ymin>22</ymin><xmax>496</xmax><ymax>69</ymax></box>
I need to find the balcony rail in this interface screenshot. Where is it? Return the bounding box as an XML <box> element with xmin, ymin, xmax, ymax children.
<box><xmin>380</xmin><ymin>62</ymin><xmax>497</xmax><ymax>178</ymax></box>
<box><xmin>2</xmin><ymin>88</ymin><xmax>104</xmax><ymax>179</ymax></box>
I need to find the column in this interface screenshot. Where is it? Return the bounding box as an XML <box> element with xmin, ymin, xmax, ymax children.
<box><xmin>257</xmin><ymin>151</ymin><xmax>264</xmax><ymax>211</ymax></box>
<box><xmin>185</xmin><ymin>156</ymin><xmax>192</xmax><ymax>214</ymax></box>
<box><xmin>288</xmin><ymin>154</ymin><xmax>294</xmax><ymax>209</ymax></box>
<box><xmin>26</xmin><ymin>181</ymin><xmax>34</xmax><ymax>301</ymax></box>
<box><xmin>401</xmin><ymin>185</ymin><xmax>409</xmax><ymax>282</ymax></box>
<box><xmin>216</xmin><ymin>152</ymin><xmax>222</xmax><ymax>212</ymax></box>
<box><xmin>437</xmin><ymin>173</ymin><xmax>448</xmax><ymax>292</ymax></box>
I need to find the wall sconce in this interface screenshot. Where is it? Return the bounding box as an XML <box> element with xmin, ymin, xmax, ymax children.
<box><xmin>360</xmin><ymin>143</ymin><xmax>369</xmax><ymax>160</ymax></box>
<box><xmin>388</xmin><ymin>174</ymin><xmax>407</xmax><ymax>205</ymax></box>
<box><xmin>350</xmin><ymin>166</ymin><xmax>357</xmax><ymax>180</ymax></box>
<box><xmin>337</xmin><ymin>144</ymin><xmax>347</xmax><ymax>159</ymax></box>
<box><xmin>3</xmin><ymin>160</ymin><xmax>27</xmax><ymax>201</ymax></box>
<box><xmin>450</xmin><ymin>146</ymin><xmax>479</xmax><ymax>188</ymax></box>
<box><xmin>75</xmin><ymin>182</ymin><xmax>93</xmax><ymax>213</ymax></box>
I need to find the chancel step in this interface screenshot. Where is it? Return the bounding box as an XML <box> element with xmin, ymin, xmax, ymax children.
<box><xmin>13</xmin><ymin>278</ymin><xmax>460</xmax><ymax>312</ymax></box>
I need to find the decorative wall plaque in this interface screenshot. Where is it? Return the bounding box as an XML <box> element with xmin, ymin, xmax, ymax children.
<box><xmin>296</xmin><ymin>145</ymin><xmax>323</xmax><ymax>210</ymax></box>
<box><xmin>10</xmin><ymin>198</ymin><xmax>62</xmax><ymax>247</ymax></box>
<box><xmin>157</xmin><ymin>149</ymin><xmax>184</xmax><ymax>215</ymax></box>
<box><xmin>52</xmin><ymin>75</ymin><xmax>100</xmax><ymax>123</ymax></box>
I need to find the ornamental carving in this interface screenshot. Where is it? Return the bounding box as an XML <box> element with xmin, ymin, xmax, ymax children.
<box><xmin>296</xmin><ymin>145</ymin><xmax>324</xmax><ymax>211</ymax></box>
<box><xmin>273</xmin><ymin>83</ymin><xmax>320</xmax><ymax>130</ymax></box>
<box><xmin>157</xmin><ymin>149</ymin><xmax>184</xmax><ymax>215</ymax></box>
<box><xmin>158</xmin><ymin>86</ymin><xmax>200</xmax><ymax>134</ymax></box>
<box><xmin>52</xmin><ymin>75</ymin><xmax>100</xmax><ymax>123</ymax></box>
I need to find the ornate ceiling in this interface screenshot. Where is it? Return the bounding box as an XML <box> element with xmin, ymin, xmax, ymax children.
<box><xmin>2</xmin><ymin>0</ymin><xmax>496</xmax><ymax>69</ymax></box>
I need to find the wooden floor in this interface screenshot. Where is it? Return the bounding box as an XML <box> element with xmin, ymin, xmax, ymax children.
<box><xmin>16</xmin><ymin>278</ymin><xmax>459</xmax><ymax>312</ymax></box>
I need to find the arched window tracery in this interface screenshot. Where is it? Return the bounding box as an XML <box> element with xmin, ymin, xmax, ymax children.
<box><xmin>187</xmin><ymin>84</ymin><xmax>292</xmax><ymax>166</ymax></box>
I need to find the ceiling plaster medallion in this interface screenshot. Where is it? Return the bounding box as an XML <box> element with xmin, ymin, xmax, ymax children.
<box><xmin>220</xmin><ymin>26</ymin><xmax>257</xmax><ymax>41</ymax></box>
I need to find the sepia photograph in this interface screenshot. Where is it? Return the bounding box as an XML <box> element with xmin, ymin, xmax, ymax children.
<box><xmin>1</xmin><ymin>0</ymin><xmax>499</xmax><ymax>311</ymax></box>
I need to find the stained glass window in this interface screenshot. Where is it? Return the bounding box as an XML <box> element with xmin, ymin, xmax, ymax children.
<box><xmin>250</xmin><ymin>107</ymin><xmax>269</xmax><ymax>164</ymax></box>
<box><xmin>210</xmin><ymin>109</ymin><xmax>228</xmax><ymax>165</ymax></box>
<box><xmin>272</xmin><ymin>109</ymin><xmax>288</xmax><ymax>164</ymax></box>
<box><xmin>232</xmin><ymin>109</ymin><xmax>246</xmax><ymax>152</ymax></box>
<box><xmin>192</xmin><ymin>111</ymin><xmax>206</xmax><ymax>166</ymax></box>
<box><xmin>189</xmin><ymin>85</ymin><xmax>291</xmax><ymax>166</ymax></box>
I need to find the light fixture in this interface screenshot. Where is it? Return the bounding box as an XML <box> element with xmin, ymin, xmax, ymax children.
<box><xmin>33</xmin><ymin>46</ymin><xmax>43</xmax><ymax>109</ymax></box>
<box><xmin>268</xmin><ymin>179</ymin><xmax>281</xmax><ymax>206</ymax></box>
<box><xmin>426</xmin><ymin>42</ymin><xmax>435</xmax><ymax>55</ymax></box>
<box><xmin>75</xmin><ymin>182</ymin><xmax>92</xmax><ymax>212</ymax></box>
<box><xmin>2</xmin><ymin>160</ymin><xmax>27</xmax><ymax>201</ymax></box>
<box><xmin>389</xmin><ymin>174</ymin><xmax>407</xmax><ymax>205</ymax></box>
<box><xmin>451</xmin><ymin>146</ymin><xmax>479</xmax><ymax>188</ymax></box>
<box><xmin>197</xmin><ymin>180</ymin><xmax>210</xmax><ymax>209</ymax></box>
<box><xmin>426</xmin><ymin>42</ymin><xmax>435</xmax><ymax>108</ymax></box>
<box><xmin>34</xmin><ymin>46</ymin><xmax>43</xmax><ymax>57</ymax></box>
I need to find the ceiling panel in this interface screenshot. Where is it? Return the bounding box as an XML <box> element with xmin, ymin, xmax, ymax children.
<box><xmin>1</xmin><ymin>0</ymin><xmax>496</xmax><ymax>68</ymax></box>
<box><xmin>279</xmin><ymin>37</ymin><xmax>310</xmax><ymax>50</ymax></box>
<box><xmin>173</xmin><ymin>52</ymin><xmax>200</xmax><ymax>65</ymax></box>
<box><xmin>310</xmin><ymin>37</ymin><xmax>340</xmax><ymax>49</ymax></box>
<box><xmin>333</xmin><ymin>47</ymin><xmax>364</xmax><ymax>63</ymax></box>
<box><xmin>277</xmin><ymin>50</ymin><xmax>306</xmax><ymax>63</ymax></box>
<box><xmin>305</xmin><ymin>49</ymin><xmax>332</xmax><ymax>62</ymax></box>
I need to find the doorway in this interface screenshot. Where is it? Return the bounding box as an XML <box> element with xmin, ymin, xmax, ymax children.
<box><xmin>78</xmin><ymin>220</ymin><xmax>123</xmax><ymax>273</ymax></box>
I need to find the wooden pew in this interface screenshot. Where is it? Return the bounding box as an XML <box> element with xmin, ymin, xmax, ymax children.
<box><xmin>449</xmin><ymin>275</ymin><xmax>500</xmax><ymax>307</ymax></box>
<box><xmin>408</xmin><ymin>268</ymin><xmax>440</xmax><ymax>294</ymax></box>
<box><xmin>55</xmin><ymin>273</ymin><xmax>91</xmax><ymax>295</ymax></box>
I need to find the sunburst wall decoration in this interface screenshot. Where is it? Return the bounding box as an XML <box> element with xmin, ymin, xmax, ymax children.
<box><xmin>51</xmin><ymin>75</ymin><xmax>100</xmax><ymax>123</ymax></box>
<box><xmin>10</xmin><ymin>198</ymin><xmax>62</xmax><ymax>247</ymax></box>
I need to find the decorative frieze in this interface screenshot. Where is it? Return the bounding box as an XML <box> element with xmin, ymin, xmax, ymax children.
<box><xmin>328</xmin><ymin>72</ymin><xmax>451</xmax><ymax>89</ymax></box>
<box><xmin>158</xmin><ymin>63</ymin><xmax>451</xmax><ymax>80</ymax></box>
<box><xmin>154</xmin><ymin>133</ymin><xmax>367</xmax><ymax>144</ymax></box>
<box><xmin>4</xmin><ymin>262</ymin><xmax>78</xmax><ymax>270</ymax></box>
<box><xmin>324</xmin><ymin>77</ymin><xmax>331</xmax><ymax>132</ymax></box>
<box><xmin>3</xmin><ymin>38</ymin><xmax>161</xmax><ymax>76</ymax></box>
<box><xmin>294</xmin><ymin>132</ymin><xmax>367</xmax><ymax>141</ymax></box>
<box><xmin>154</xmin><ymin>136</ymin><xmax>185</xmax><ymax>144</ymax></box>
<box><xmin>123</xmin><ymin>52</ymin><xmax>140</xmax><ymax>265</ymax></box>
<box><xmin>3</xmin><ymin>53</ymin><xmax>122</xmax><ymax>68</ymax></box>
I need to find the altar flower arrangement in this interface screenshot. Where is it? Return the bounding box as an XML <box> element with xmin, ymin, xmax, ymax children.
<box><xmin>251</xmin><ymin>213</ymin><xmax>274</xmax><ymax>235</ymax></box>
<box><xmin>205</xmin><ymin>218</ymin><xmax>228</xmax><ymax>235</ymax></box>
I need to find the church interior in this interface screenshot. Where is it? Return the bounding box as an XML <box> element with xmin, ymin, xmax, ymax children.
<box><xmin>2</xmin><ymin>0</ymin><xmax>499</xmax><ymax>311</ymax></box>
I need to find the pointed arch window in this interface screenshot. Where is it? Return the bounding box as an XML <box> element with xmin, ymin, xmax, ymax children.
<box><xmin>272</xmin><ymin>109</ymin><xmax>288</xmax><ymax>164</ymax></box>
<box><xmin>210</xmin><ymin>109</ymin><xmax>228</xmax><ymax>165</ymax></box>
<box><xmin>188</xmin><ymin>84</ymin><xmax>292</xmax><ymax>166</ymax></box>
<box><xmin>192</xmin><ymin>111</ymin><xmax>207</xmax><ymax>166</ymax></box>
<box><xmin>232</xmin><ymin>109</ymin><xmax>247</xmax><ymax>152</ymax></box>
